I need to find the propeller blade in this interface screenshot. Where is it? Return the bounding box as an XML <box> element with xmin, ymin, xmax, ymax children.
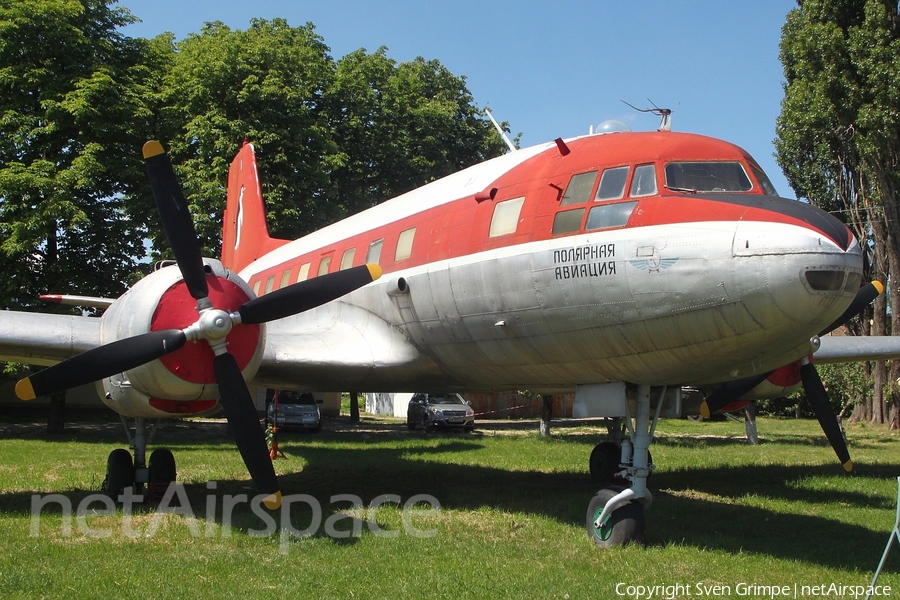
<box><xmin>699</xmin><ymin>372</ymin><xmax>771</xmax><ymax>418</ymax></box>
<box><xmin>800</xmin><ymin>360</ymin><xmax>853</xmax><ymax>472</ymax></box>
<box><xmin>213</xmin><ymin>352</ymin><xmax>281</xmax><ymax>509</ymax></box>
<box><xmin>16</xmin><ymin>329</ymin><xmax>186</xmax><ymax>400</ymax></box>
<box><xmin>819</xmin><ymin>281</ymin><xmax>884</xmax><ymax>336</ymax></box>
<box><xmin>143</xmin><ymin>141</ymin><xmax>209</xmax><ymax>301</ymax></box>
<box><xmin>238</xmin><ymin>263</ymin><xmax>382</xmax><ymax>325</ymax></box>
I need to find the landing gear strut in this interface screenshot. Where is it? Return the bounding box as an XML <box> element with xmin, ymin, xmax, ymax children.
<box><xmin>586</xmin><ymin>384</ymin><xmax>662</xmax><ymax>548</ymax></box>
<box><xmin>101</xmin><ymin>416</ymin><xmax>175</xmax><ymax>503</ymax></box>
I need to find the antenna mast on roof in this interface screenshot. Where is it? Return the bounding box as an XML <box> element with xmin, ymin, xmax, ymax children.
<box><xmin>484</xmin><ymin>108</ymin><xmax>517</xmax><ymax>153</ymax></box>
<box><xmin>622</xmin><ymin>99</ymin><xmax>678</xmax><ymax>131</ymax></box>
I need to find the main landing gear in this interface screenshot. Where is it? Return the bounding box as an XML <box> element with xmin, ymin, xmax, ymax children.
<box><xmin>586</xmin><ymin>385</ymin><xmax>662</xmax><ymax>548</ymax></box>
<box><xmin>101</xmin><ymin>417</ymin><xmax>177</xmax><ymax>503</ymax></box>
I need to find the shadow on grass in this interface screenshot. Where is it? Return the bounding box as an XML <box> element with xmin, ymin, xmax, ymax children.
<box><xmin>2</xmin><ymin>412</ymin><xmax>899</xmax><ymax>571</ymax></box>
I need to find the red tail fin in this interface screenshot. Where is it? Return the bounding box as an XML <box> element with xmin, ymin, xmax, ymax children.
<box><xmin>222</xmin><ymin>141</ymin><xmax>289</xmax><ymax>273</ymax></box>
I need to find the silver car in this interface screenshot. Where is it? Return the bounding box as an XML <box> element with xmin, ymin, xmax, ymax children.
<box><xmin>407</xmin><ymin>392</ymin><xmax>475</xmax><ymax>431</ymax></box>
<box><xmin>268</xmin><ymin>391</ymin><xmax>322</xmax><ymax>432</ymax></box>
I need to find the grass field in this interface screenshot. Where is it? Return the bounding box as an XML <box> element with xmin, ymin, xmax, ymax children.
<box><xmin>0</xmin><ymin>410</ymin><xmax>898</xmax><ymax>599</ymax></box>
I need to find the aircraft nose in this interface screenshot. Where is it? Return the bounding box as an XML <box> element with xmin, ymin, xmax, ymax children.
<box><xmin>730</xmin><ymin>197</ymin><xmax>862</xmax><ymax>332</ymax></box>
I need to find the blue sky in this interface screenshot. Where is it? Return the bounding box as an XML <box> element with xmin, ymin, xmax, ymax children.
<box><xmin>120</xmin><ymin>0</ymin><xmax>798</xmax><ymax>198</ymax></box>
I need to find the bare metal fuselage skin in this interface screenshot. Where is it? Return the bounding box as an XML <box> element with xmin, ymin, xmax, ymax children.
<box><xmin>255</xmin><ymin>214</ymin><xmax>860</xmax><ymax>394</ymax></box>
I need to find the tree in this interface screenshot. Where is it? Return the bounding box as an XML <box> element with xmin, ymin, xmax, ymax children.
<box><xmin>327</xmin><ymin>48</ymin><xmax>508</xmax><ymax>217</ymax></box>
<box><xmin>0</xmin><ymin>0</ymin><xmax>173</xmax><ymax>309</ymax></box>
<box><xmin>163</xmin><ymin>19</ymin><xmax>337</xmax><ymax>254</ymax></box>
<box><xmin>164</xmin><ymin>21</ymin><xmax>508</xmax><ymax>254</ymax></box>
<box><xmin>775</xmin><ymin>0</ymin><xmax>900</xmax><ymax>427</ymax></box>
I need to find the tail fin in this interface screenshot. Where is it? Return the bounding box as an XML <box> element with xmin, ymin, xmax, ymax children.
<box><xmin>222</xmin><ymin>141</ymin><xmax>289</xmax><ymax>273</ymax></box>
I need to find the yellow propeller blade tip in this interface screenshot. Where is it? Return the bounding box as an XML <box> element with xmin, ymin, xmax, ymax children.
<box><xmin>872</xmin><ymin>281</ymin><xmax>885</xmax><ymax>295</ymax></box>
<box><xmin>842</xmin><ymin>460</ymin><xmax>854</xmax><ymax>473</ymax></box>
<box><xmin>699</xmin><ymin>402</ymin><xmax>711</xmax><ymax>419</ymax></box>
<box><xmin>142</xmin><ymin>140</ymin><xmax>165</xmax><ymax>159</ymax></box>
<box><xmin>366</xmin><ymin>263</ymin><xmax>383</xmax><ymax>281</ymax></box>
<box><xmin>15</xmin><ymin>378</ymin><xmax>36</xmax><ymax>401</ymax></box>
<box><xmin>263</xmin><ymin>491</ymin><xmax>282</xmax><ymax>510</ymax></box>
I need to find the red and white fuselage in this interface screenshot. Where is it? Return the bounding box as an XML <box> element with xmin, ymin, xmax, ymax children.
<box><xmin>0</xmin><ymin>129</ymin><xmax>862</xmax><ymax>418</ymax></box>
<box><xmin>229</xmin><ymin>130</ymin><xmax>860</xmax><ymax>395</ymax></box>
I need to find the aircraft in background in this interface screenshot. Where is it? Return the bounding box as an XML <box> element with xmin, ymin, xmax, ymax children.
<box><xmin>2</xmin><ymin>117</ymin><xmax>897</xmax><ymax>547</ymax></box>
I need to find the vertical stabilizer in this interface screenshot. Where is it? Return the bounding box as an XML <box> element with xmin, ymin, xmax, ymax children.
<box><xmin>222</xmin><ymin>141</ymin><xmax>289</xmax><ymax>273</ymax></box>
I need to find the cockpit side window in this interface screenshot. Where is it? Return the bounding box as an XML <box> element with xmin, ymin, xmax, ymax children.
<box><xmin>560</xmin><ymin>171</ymin><xmax>598</xmax><ymax>206</ymax></box>
<box><xmin>749</xmin><ymin>163</ymin><xmax>778</xmax><ymax>196</ymax></box>
<box><xmin>596</xmin><ymin>166</ymin><xmax>629</xmax><ymax>201</ymax></box>
<box><xmin>629</xmin><ymin>164</ymin><xmax>657</xmax><ymax>197</ymax></box>
<box><xmin>665</xmin><ymin>162</ymin><xmax>752</xmax><ymax>193</ymax></box>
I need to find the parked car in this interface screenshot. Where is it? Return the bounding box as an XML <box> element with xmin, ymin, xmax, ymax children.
<box><xmin>407</xmin><ymin>392</ymin><xmax>475</xmax><ymax>431</ymax></box>
<box><xmin>268</xmin><ymin>391</ymin><xmax>322</xmax><ymax>432</ymax></box>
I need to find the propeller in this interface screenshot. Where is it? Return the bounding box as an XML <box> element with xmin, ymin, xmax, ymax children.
<box><xmin>699</xmin><ymin>281</ymin><xmax>882</xmax><ymax>472</ymax></box>
<box><xmin>800</xmin><ymin>359</ymin><xmax>853</xmax><ymax>472</ymax></box>
<box><xmin>16</xmin><ymin>141</ymin><xmax>383</xmax><ymax>507</ymax></box>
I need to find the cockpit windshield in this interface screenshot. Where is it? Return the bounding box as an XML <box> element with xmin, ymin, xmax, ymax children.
<box><xmin>664</xmin><ymin>162</ymin><xmax>753</xmax><ymax>193</ymax></box>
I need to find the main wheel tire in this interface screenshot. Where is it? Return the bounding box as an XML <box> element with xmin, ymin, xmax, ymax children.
<box><xmin>589</xmin><ymin>442</ymin><xmax>621</xmax><ymax>485</ymax></box>
<box><xmin>148</xmin><ymin>447</ymin><xmax>177</xmax><ymax>502</ymax></box>
<box><xmin>586</xmin><ymin>486</ymin><xmax>645</xmax><ymax>548</ymax></box>
<box><xmin>104</xmin><ymin>448</ymin><xmax>134</xmax><ymax>502</ymax></box>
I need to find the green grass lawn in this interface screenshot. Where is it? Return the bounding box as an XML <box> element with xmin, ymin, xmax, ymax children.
<box><xmin>0</xmin><ymin>412</ymin><xmax>898</xmax><ymax>599</ymax></box>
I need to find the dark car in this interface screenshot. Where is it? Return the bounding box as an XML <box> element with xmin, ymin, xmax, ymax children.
<box><xmin>268</xmin><ymin>391</ymin><xmax>322</xmax><ymax>432</ymax></box>
<box><xmin>407</xmin><ymin>392</ymin><xmax>475</xmax><ymax>431</ymax></box>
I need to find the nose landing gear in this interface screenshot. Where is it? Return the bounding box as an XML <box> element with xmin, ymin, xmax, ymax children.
<box><xmin>586</xmin><ymin>384</ymin><xmax>662</xmax><ymax>548</ymax></box>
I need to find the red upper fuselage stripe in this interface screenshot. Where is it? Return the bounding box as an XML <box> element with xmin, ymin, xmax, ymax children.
<box><xmin>236</xmin><ymin>132</ymin><xmax>852</xmax><ymax>289</ymax></box>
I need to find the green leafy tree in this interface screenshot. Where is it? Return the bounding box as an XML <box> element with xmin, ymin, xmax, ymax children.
<box><xmin>164</xmin><ymin>21</ymin><xmax>508</xmax><ymax>254</ymax></box>
<box><xmin>776</xmin><ymin>0</ymin><xmax>900</xmax><ymax>426</ymax></box>
<box><xmin>163</xmin><ymin>19</ymin><xmax>337</xmax><ymax>252</ymax></box>
<box><xmin>327</xmin><ymin>48</ymin><xmax>508</xmax><ymax>217</ymax></box>
<box><xmin>0</xmin><ymin>0</ymin><xmax>172</xmax><ymax>310</ymax></box>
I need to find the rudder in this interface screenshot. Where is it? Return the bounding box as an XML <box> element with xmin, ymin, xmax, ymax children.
<box><xmin>222</xmin><ymin>141</ymin><xmax>289</xmax><ymax>273</ymax></box>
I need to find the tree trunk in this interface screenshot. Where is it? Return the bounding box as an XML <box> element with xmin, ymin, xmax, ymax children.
<box><xmin>349</xmin><ymin>391</ymin><xmax>360</xmax><ymax>423</ymax></box>
<box><xmin>539</xmin><ymin>394</ymin><xmax>552</xmax><ymax>437</ymax></box>
<box><xmin>47</xmin><ymin>391</ymin><xmax>65</xmax><ymax>434</ymax></box>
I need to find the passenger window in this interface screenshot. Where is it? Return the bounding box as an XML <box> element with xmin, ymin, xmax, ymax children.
<box><xmin>629</xmin><ymin>164</ymin><xmax>657</xmax><ymax>197</ymax></box>
<box><xmin>395</xmin><ymin>227</ymin><xmax>416</xmax><ymax>261</ymax></box>
<box><xmin>317</xmin><ymin>255</ymin><xmax>332</xmax><ymax>276</ymax></box>
<box><xmin>366</xmin><ymin>239</ymin><xmax>383</xmax><ymax>265</ymax></box>
<box><xmin>340</xmin><ymin>248</ymin><xmax>356</xmax><ymax>270</ymax></box>
<box><xmin>279</xmin><ymin>269</ymin><xmax>292</xmax><ymax>289</ymax></box>
<box><xmin>297</xmin><ymin>262</ymin><xmax>310</xmax><ymax>282</ymax></box>
<box><xmin>552</xmin><ymin>208</ymin><xmax>585</xmax><ymax>235</ymax></box>
<box><xmin>596</xmin><ymin>167</ymin><xmax>629</xmax><ymax>201</ymax></box>
<box><xmin>264</xmin><ymin>275</ymin><xmax>275</xmax><ymax>294</ymax></box>
<box><xmin>586</xmin><ymin>201</ymin><xmax>637</xmax><ymax>231</ymax></box>
<box><xmin>489</xmin><ymin>196</ymin><xmax>526</xmax><ymax>237</ymax></box>
<box><xmin>560</xmin><ymin>172</ymin><xmax>597</xmax><ymax>206</ymax></box>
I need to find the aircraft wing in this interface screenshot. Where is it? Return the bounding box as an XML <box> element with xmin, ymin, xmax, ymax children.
<box><xmin>814</xmin><ymin>335</ymin><xmax>900</xmax><ymax>364</ymax></box>
<box><xmin>0</xmin><ymin>311</ymin><xmax>101</xmax><ymax>366</ymax></box>
<box><xmin>253</xmin><ymin>301</ymin><xmax>444</xmax><ymax>392</ymax></box>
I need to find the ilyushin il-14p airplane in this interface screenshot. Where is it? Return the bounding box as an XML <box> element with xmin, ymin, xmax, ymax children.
<box><xmin>2</xmin><ymin>114</ymin><xmax>898</xmax><ymax>548</ymax></box>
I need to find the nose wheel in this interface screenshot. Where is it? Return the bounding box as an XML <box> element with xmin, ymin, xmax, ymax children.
<box><xmin>585</xmin><ymin>384</ymin><xmax>660</xmax><ymax>548</ymax></box>
<box><xmin>587</xmin><ymin>485</ymin><xmax>645</xmax><ymax>548</ymax></box>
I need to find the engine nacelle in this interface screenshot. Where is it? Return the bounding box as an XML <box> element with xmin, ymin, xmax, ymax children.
<box><xmin>97</xmin><ymin>259</ymin><xmax>264</xmax><ymax>418</ymax></box>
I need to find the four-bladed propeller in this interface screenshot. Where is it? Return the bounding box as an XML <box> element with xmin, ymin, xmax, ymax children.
<box><xmin>699</xmin><ymin>281</ymin><xmax>883</xmax><ymax>472</ymax></box>
<box><xmin>16</xmin><ymin>141</ymin><xmax>383</xmax><ymax>508</ymax></box>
